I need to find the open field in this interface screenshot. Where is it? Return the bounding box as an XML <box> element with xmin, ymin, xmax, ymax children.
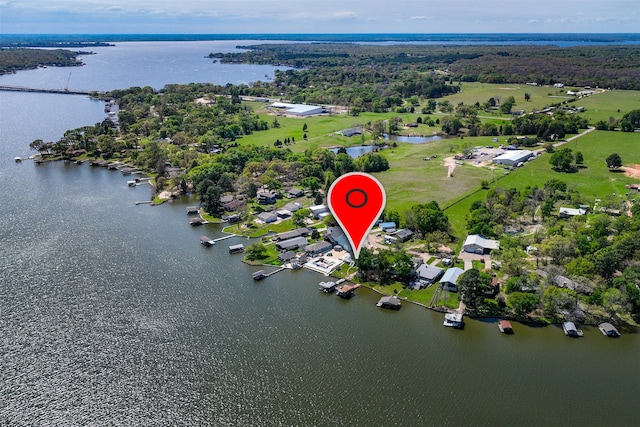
<box><xmin>237</xmin><ymin>85</ymin><xmax>640</xmax><ymax>241</ymax></box>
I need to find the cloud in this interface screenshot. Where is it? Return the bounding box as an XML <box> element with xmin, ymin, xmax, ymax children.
<box><xmin>409</xmin><ymin>16</ymin><xmax>426</xmax><ymax>20</ymax></box>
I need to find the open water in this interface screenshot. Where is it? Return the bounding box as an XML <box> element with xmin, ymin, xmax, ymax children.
<box><xmin>1</xmin><ymin>40</ymin><xmax>639</xmax><ymax>426</ymax></box>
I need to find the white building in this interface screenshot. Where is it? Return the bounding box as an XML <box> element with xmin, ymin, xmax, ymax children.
<box><xmin>271</xmin><ymin>102</ymin><xmax>323</xmax><ymax>117</ymax></box>
<box><xmin>492</xmin><ymin>150</ymin><xmax>535</xmax><ymax>167</ymax></box>
<box><xmin>463</xmin><ymin>235</ymin><xmax>500</xmax><ymax>254</ymax></box>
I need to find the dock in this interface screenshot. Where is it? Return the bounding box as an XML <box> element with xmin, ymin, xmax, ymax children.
<box><xmin>336</xmin><ymin>283</ymin><xmax>360</xmax><ymax>298</ymax></box>
<box><xmin>253</xmin><ymin>267</ymin><xmax>285</xmax><ymax>281</ymax></box>
<box><xmin>498</xmin><ymin>320</ymin><xmax>514</xmax><ymax>334</ymax></box>
<box><xmin>200</xmin><ymin>236</ymin><xmax>215</xmax><ymax>247</ymax></box>
<box><xmin>319</xmin><ymin>281</ymin><xmax>337</xmax><ymax>293</ymax></box>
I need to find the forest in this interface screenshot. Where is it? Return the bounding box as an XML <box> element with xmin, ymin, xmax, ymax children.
<box><xmin>0</xmin><ymin>48</ymin><xmax>85</xmax><ymax>75</ymax></box>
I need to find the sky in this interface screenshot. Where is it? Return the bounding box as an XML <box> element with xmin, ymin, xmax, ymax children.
<box><xmin>1</xmin><ymin>0</ymin><xmax>639</xmax><ymax>34</ymax></box>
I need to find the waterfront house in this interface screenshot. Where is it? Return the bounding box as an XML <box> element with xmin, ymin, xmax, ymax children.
<box><xmin>277</xmin><ymin>251</ymin><xmax>297</xmax><ymax>263</ymax></box>
<box><xmin>325</xmin><ymin>226</ymin><xmax>352</xmax><ymax>252</ymax></box>
<box><xmin>224</xmin><ymin>199</ymin><xmax>246</xmax><ymax>212</ymax></box>
<box><xmin>274</xmin><ymin>228</ymin><xmax>310</xmax><ymax>242</ymax></box>
<box><xmin>305</xmin><ymin>241</ymin><xmax>332</xmax><ymax>256</ymax></box>
<box><xmin>256</xmin><ymin>212</ymin><xmax>277</xmax><ymax>224</ymax></box>
<box><xmin>440</xmin><ymin>267</ymin><xmax>465</xmax><ymax>292</ymax></box>
<box><xmin>376</xmin><ymin>295</ymin><xmax>402</xmax><ymax>310</ymax></box>
<box><xmin>276</xmin><ymin>236</ymin><xmax>309</xmax><ymax>251</ymax></box>
<box><xmin>415</xmin><ymin>264</ymin><xmax>444</xmax><ymax>286</ymax></box>
<box><xmin>462</xmin><ymin>235</ymin><xmax>500</xmax><ymax>254</ymax></box>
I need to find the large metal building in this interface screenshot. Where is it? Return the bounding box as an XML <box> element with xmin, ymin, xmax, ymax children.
<box><xmin>492</xmin><ymin>150</ymin><xmax>535</xmax><ymax>167</ymax></box>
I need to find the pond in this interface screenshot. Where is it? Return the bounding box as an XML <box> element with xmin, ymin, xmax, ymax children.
<box><xmin>385</xmin><ymin>133</ymin><xmax>445</xmax><ymax>143</ymax></box>
<box><xmin>329</xmin><ymin>145</ymin><xmax>375</xmax><ymax>158</ymax></box>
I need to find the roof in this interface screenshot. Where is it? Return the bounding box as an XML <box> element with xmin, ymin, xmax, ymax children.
<box><xmin>271</xmin><ymin>102</ymin><xmax>323</xmax><ymax>115</ymax></box>
<box><xmin>463</xmin><ymin>235</ymin><xmax>500</xmax><ymax>250</ymax></box>
<box><xmin>275</xmin><ymin>228</ymin><xmax>310</xmax><ymax>241</ymax></box>
<box><xmin>416</xmin><ymin>264</ymin><xmax>444</xmax><ymax>280</ymax></box>
<box><xmin>440</xmin><ymin>267</ymin><xmax>465</xmax><ymax>284</ymax></box>
<box><xmin>380</xmin><ymin>221</ymin><xmax>397</xmax><ymax>229</ymax></box>
<box><xmin>257</xmin><ymin>212</ymin><xmax>277</xmax><ymax>222</ymax></box>
<box><xmin>278</xmin><ymin>250</ymin><xmax>297</xmax><ymax>262</ymax></box>
<box><xmin>559</xmin><ymin>207</ymin><xmax>587</xmax><ymax>216</ymax></box>
<box><xmin>305</xmin><ymin>241</ymin><xmax>332</xmax><ymax>253</ymax></box>
<box><xmin>493</xmin><ymin>150</ymin><xmax>534</xmax><ymax>162</ymax></box>
<box><xmin>276</xmin><ymin>236</ymin><xmax>309</xmax><ymax>250</ymax></box>
<box><xmin>378</xmin><ymin>296</ymin><xmax>401</xmax><ymax>306</ymax></box>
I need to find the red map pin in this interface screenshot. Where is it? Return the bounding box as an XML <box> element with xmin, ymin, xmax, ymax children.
<box><xmin>327</xmin><ymin>172</ymin><xmax>386</xmax><ymax>260</ymax></box>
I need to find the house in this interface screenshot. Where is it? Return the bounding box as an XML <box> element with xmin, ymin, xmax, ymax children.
<box><xmin>305</xmin><ymin>241</ymin><xmax>332</xmax><ymax>256</ymax></box>
<box><xmin>462</xmin><ymin>235</ymin><xmax>500</xmax><ymax>254</ymax></box>
<box><xmin>278</xmin><ymin>250</ymin><xmax>297</xmax><ymax>263</ymax></box>
<box><xmin>286</xmin><ymin>188</ymin><xmax>304</xmax><ymax>198</ymax></box>
<box><xmin>309</xmin><ymin>204</ymin><xmax>329</xmax><ymax>219</ymax></box>
<box><xmin>559</xmin><ymin>207</ymin><xmax>587</xmax><ymax>218</ymax></box>
<box><xmin>376</xmin><ymin>295</ymin><xmax>402</xmax><ymax>310</ymax></box>
<box><xmin>394</xmin><ymin>228</ymin><xmax>414</xmax><ymax>243</ymax></box>
<box><xmin>440</xmin><ymin>267</ymin><xmax>465</xmax><ymax>292</ymax></box>
<box><xmin>276</xmin><ymin>236</ymin><xmax>309</xmax><ymax>251</ymax></box>
<box><xmin>416</xmin><ymin>264</ymin><xmax>444</xmax><ymax>285</ymax></box>
<box><xmin>257</xmin><ymin>189</ymin><xmax>278</xmax><ymax>205</ymax></box>
<box><xmin>492</xmin><ymin>150</ymin><xmax>535</xmax><ymax>167</ymax></box>
<box><xmin>284</xmin><ymin>202</ymin><xmax>302</xmax><ymax>212</ymax></box>
<box><xmin>256</xmin><ymin>212</ymin><xmax>277</xmax><ymax>224</ymax></box>
<box><xmin>223</xmin><ymin>199</ymin><xmax>246</xmax><ymax>212</ymax></box>
<box><xmin>276</xmin><ymin>209</ymin><xmax>292</xmax><ymax>219</ymax></box>
<box><xmin>220</xmin><ymin>195</ymin><xmax>235</xmax><ymax>204</ymax></box>
<box><xmin>380</xmin><ymin>222</ymin><xmax>397</xmax><ymax>233</ymax></box>
<box><xmin>274</xmin><ymin>228</ymin><xmax>310</xmax><ymax>242</ymax></box>
<box><xmin>325</xmin><ymin>226</ymin><xmax>352</xmax><ymax>252</ymax></box>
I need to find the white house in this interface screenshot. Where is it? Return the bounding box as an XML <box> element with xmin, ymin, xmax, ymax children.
<box><xmin>463</xmin><ymin>235</ymin><xmax>500</xmax><ymax>254</ymax></box>
<box><xmin>309</xmin><ymin>204</ymin><xmax>329</xmax><ymax>219</ymax></box>
<box><xmin>559</xmin><ymin>207</ymin><xmax>587</xmax><ymax>218</ymax></box>
<box><xmin>440</xmin><ymin>267</ymin><xmax>465</xmax><ymax>292</ymax></box>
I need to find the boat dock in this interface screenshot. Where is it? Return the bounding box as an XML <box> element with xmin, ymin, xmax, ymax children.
<box><xmin>253</xmin><ymin>267</ymin><xmax>285</xmax><ymax>281</ymax></box>
<box><xmin>336</xmin><ymin>283</ymin><xmax>360</xmax><ymax>298</ymax></box>
<box><xmin>212</xmin><ymin>234</ymin><xmax>236</xmax><ymax>243</ymax></box>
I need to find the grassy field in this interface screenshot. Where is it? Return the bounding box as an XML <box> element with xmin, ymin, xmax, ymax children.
<box><xmin>237</xmin><ymin>85</ymin><xmax>640</xmax><ymax>241</ymax></box>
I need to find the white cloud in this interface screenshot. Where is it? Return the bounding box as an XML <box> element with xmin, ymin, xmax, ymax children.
<box><xmin>409</xmin><ymin>16</ymin><xmax>426</xmax><ymax>20</ymax></box>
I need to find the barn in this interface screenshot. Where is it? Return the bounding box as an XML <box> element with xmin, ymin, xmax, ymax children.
<box><xmin>492</xmin><ymin>150</ymin><xmax>535</xmax><ymax>167</ymax></box>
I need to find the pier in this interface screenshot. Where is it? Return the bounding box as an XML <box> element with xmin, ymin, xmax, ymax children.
<box><xmin>0</xmin><ymin>85</ymin><xmax>97</xmax><ymax>96</ymax></box>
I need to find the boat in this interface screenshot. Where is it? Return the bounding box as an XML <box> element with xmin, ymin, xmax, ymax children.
<box><xmin>199</xmin><ymin>236</ymin><xmax>215</xmax><ymax>247</ymax></box>
<box><xmin>563</xmin><ymin>321</ymin><xmax>584</xmax><ymax>337</ymax></box>
<box><xmin>14</xmin><ymin>157</ymin><xmax>23</xmax><ymax>162</ymax></box>
<box><xmin>598</xmin><ymin>322</ymin><xmax>620</xmax><ymax>337</ymax></box>
<box><xmin>376</xmin><ymin>295</ymin><xmax>401</xmax><ymax>310</ymax></box>
<box><xmin>319</xmin><ymin>281</ymin><xmax>336</xmax><ymax>293</ymax></box>
<box><xmin>443</xmin><ymin>312</ymin><xmax>464</xmax><ymax>329</ymax></box>
<box><xmin>498</xmin><ymin>320</ymin><xmax>514</xmax><ymax>334</ymax></box>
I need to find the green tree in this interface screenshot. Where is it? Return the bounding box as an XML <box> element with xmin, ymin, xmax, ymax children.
<box><xmin>606</xmin><ymin>153</ymin><xmax>622</xmax><ymax>169</ymax></box>
<box><xmin>245</xmin><ymin>242</ymin><xmax>268</xmax><ymax>261</ymax></box>
<box><xmin>393</xmin><ymin>251</ymin><xmax>414</xmax><ymax>286</ymax></box>
<box><xmin>507</xmin><ymin>292</ymin><xmax>540</xmax><ymax>317</ymax></box>
<box><xmin>549</xmin><ymin>148</ymin><xmax>574</xmax><ymax>172</ymax></box>
<box><xmin>292</xmin><ymin>208</ymin><xmax>311</xmax><ymax>227</ymax></box>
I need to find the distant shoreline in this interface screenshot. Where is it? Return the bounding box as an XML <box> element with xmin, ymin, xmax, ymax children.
<box><xmin>1</xmin><ymin>33</ymin><xmax>640</xmax><ymax>47</ymax></box>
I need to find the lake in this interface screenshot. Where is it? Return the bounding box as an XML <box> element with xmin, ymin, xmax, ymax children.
<box><xmin>0</xmin><ymin>40</ymin><xmax>638</xmax><ymax>427</ymax></box>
